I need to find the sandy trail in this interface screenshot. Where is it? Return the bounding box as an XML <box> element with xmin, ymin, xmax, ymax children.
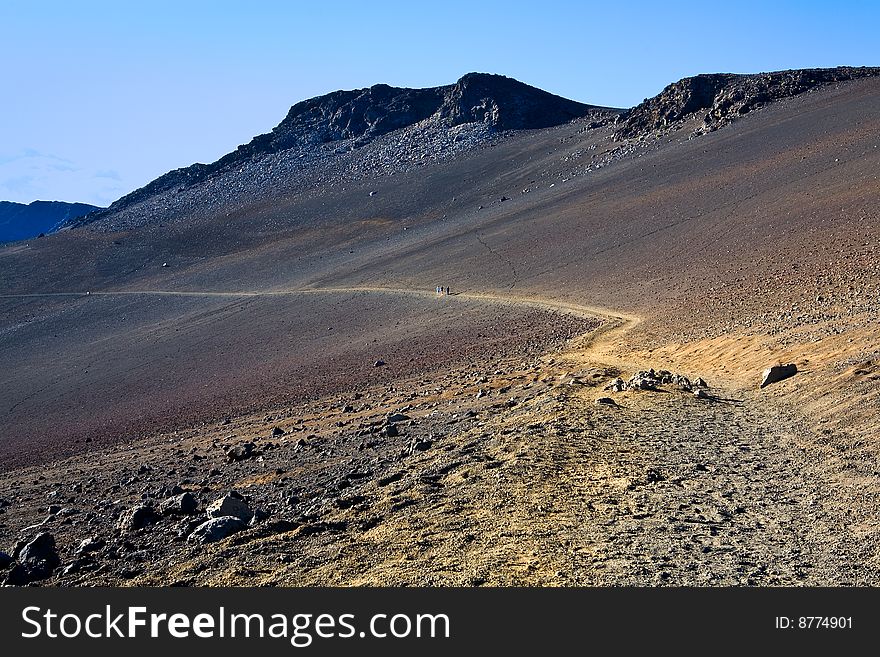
<box><xmin>3</xmin><ymin>286</ymin><xmax>875</xmax><ymax>586</ymax></box>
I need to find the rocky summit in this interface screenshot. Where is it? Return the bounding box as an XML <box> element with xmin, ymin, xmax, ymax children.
<box><xmin>615</xmin><ymin>66</ymin><xmax>880</xmax><ymax>139</ymax></box>
<box><xmin>72</xmin><ymin>73</ymin><xmax>615</xmax><ymax>230</ymax></box>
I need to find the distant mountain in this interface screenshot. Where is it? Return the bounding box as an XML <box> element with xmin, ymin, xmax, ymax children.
<box><xmin>70</xmin><ymin>73</ymin><xmax>617</xmax><ymax>228</ymax></box>
<box><xmin>0</xmin><ymin>200</ymin><xmax>101</xmax><ymax>242</ymax></box>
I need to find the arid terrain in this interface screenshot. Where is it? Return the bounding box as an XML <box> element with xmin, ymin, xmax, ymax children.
<box><xmin>1</xmin><ymin>69</ymin><xmax>879</xmax><ymax>586</ymax></box>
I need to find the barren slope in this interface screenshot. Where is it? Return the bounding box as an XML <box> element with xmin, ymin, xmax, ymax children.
<box><xmin>1</xmin><ymin>73</ymin><xmax>879</xmax><ymax>586</ymax></box>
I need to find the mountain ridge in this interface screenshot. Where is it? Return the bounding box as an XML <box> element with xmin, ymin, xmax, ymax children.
<box><xmin>65</xmin><ymin>66</ymin><xmax>880</xmax><ymax>233</ymax></box>
<box><xmin>73</xmin><ymin>73</ymin><xmax>613</xmax><ymax>227</ymax></box>
<box><xmin>0</xmin><ymin>200</ymin><xmax>101</xmax><ymax>242</ymax></box>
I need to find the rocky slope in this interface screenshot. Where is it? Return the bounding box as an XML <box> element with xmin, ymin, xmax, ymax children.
<box><xmin>71</xmin><ymin>73</ymin><xmax>615</xmax><ymax>231</ymax></box>
<box><xmin>615</xmin><ymin>66</ymin><xmax>880</xmax><ymax>140</ymax></box>
<box><xmin>0</xmin><ymin>200</ymin><xmax>100</xmax><ymax>242</ymax></box>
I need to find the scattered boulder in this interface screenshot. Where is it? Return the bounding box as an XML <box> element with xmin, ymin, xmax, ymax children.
<box><xmin>75</xmin><ymin>537</ymin><xmax>105</xmax><ymax>555</ymax></box>
<box><xmin>383</xmin><ymin>424</ymin><xmax>399</xmax><ymax>438</ymax></box>
<box><xmin>374</xmin><ymin>360</ymin><xmax>386</xmax><ymax>367</ymax></box>
<box><xmin>604</xmin><ymin>378</ymin><xmax>626</xmax><ymax>392</ymax></box>
<box><xmin>408</xmin><ymin>437</ymin><xmax>432</xmax><ymax>454</ymax></box>
<box><xmin>595</xmin><ymin>397</ymin><xmax>617</xmax><ymax>406</ymax></box>
<box><xmin>694</xmin><ymin>388</ymin><xmax>710</xmax><ymax>399</ymax></box>
<box><xmin>271</xmin><ymin>426</ymin><xmax>285</xmax><ymax>436</ymax></box>
<box><xmin>187</xmin><ymin>516</ymin><xmax>247</xmax><ymax>544</ymax></box>
<box><xmin>7</xmin><ymin>533</ymin><xmax>60</xmax><ymax>584</ymax></box>
<box><xmin>160</xmin><ymin>492</ymin><xmax>198</xmax><ymax>516</ymax></box>
<box><xmin>207</xmin><ymin>492</ymin><xmax>252</xmax><ymax>522</ymax></box>
<box><xmin>760</xmin><ymin>363</ymin><xmax>797</xmax><ymax>388</ymax></box>
<box><xmin>225</xmin><ymin>441</ymin><xmax>258</xmax><ymax>462</ymax></box>
<box><xmin>116</xmin><ymin>505</ymin><xmax>158</xmax><ymax>532</ymax></box>
<box><xmin>606</xmin><ymin>369</ymin><xmax>702</xmax><ymax>393</ymax></box>
<box><xmin>386</xmin><ymin>413</ymin><xmax>410</xmax><ymax>423</ymax></box>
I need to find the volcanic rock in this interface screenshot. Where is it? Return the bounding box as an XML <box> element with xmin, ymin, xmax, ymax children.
<box><xmin>7</xmin><ymin>532</ymin><xmax>61</xmax><ymax>584</ymax></box>
<box><xmin>160</xmin><ymin>492</ymin><xmax>199</xmax><ymax>516</ymax></box>
<box><xmin>116</xmin><ymin>505</ymin><xmax>158</xmax><ymax>532</ymax></box>
<box><xmin>207</xmin><ymin>492</ymin><xmax>252</xmax><ymax>522</ymax></box>
<box><xmin>760</xmin><ymin>364</ymin><xmax>798</xmax><ymax>388</ymax></box>
<box><xmin>187</xmin><ymin>517</ymin><xmax>247</xmax><ymax>544</ymax></box>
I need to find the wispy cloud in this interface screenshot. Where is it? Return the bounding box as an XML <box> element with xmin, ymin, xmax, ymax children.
<box><xmin>0</xmin><ymin>150</ymin><xmax>123</xmax><ymax>206</ymax></box>
<box><xmin>95</xmin><ymin>169</ymin><xmax>122</xmax><ymax>181</ymax></box>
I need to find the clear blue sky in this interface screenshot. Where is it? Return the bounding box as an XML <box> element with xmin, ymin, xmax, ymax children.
<box><xmin>2</xmin><ymin>0</ymin><xmax>878</xmax><ymax>206</ymax></box>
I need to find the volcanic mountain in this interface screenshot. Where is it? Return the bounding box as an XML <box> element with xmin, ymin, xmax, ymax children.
<box><xmin>1</xmin><ymin>67</ymin><xmax>880</xmax><ymax>587</ymax></box>
<box><xmin>0</xmin><ymin>200</ymin><xmax>100</xmax><ymax>242</ymax></box>
<box><xmin>70</xmin><ymin>72</ymin><xmax>616</xmax><ymax>231</ymax></box>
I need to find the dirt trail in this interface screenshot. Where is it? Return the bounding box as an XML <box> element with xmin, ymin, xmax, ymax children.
<box><xmin>2</xmin><ymin>286</ymin><xmax>874</xmax><ymax>586</ymax></box>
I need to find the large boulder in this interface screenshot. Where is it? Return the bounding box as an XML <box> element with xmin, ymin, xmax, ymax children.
<box><xmin>160</xmin><ymin>492</ymin><xmax>198</xmax><ymax>516</ymax></box>
<box><xmin>6</xmin><ymin>533</ymin><xmax>60</xmax><ymax>585</ymax></box>
<box><xmin>760</xmin><ymin>364</ymin><xmax>797</xmax><ymax>388</ymax></box>
<box><xmin>207</xmin><ymin>492</ymin><xmax>252</xmax><ymax>522</ymax></box>
<box><xmin>116</xmin><ymin>505</ymin><xmax>158</xmax><ymax>532</ymax></box>
<box><xmin>187</xmin><ymin>517</ymin><xmax>247</xmax><ymax>544</ymax></box>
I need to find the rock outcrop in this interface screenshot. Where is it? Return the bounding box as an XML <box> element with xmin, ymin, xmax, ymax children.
<box><xmin>615</xmin><ymin>67</ymin><xmax>880</xmax><ymax>140</ymax></box>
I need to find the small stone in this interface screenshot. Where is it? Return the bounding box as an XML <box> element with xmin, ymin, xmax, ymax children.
<box><xmin>408</xmin><ymin>437</ymin><xmax>432</xmax><ymax>454</ymax></box>
<box><xmin>383</xmin><ymin>424</ymin><xmax>399</xmax><ymax>438</ymax></box>
<box><xmin>386</xmin><ymin>413</ymin><xmax>410</xmax><ymax>423</ymax></box>
<box><xmin>75</xmin><ymin>537</ymin><xmax>105</xmax><ymax>555</ymax></box>
<box><xmin>694</xmin><ymin>388</ymin><xmax>709</xmax><ymax>399</ymax></box>
<box><xmin>595</xmin><ymin>397</ymin><xmax>617</xmax><ymax>406</ymax></box>
<box><xmin>187</xmin><ymin>517</ymin><xmax>247</xmax><ymax>544</ymax></box>
<box><xmin>374</xmin><ymin>360</ymin><xmax>386</xmax><ymax>367</ymax></box>
<box><xmin>271</xmin><ymin>426</ymin><xmax>285</xmax><ymax>436</ymax></box>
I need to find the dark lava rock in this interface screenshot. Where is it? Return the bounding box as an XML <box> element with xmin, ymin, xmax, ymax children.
<box><xmin>224</xmin><ymin>441</ymin><xmax>258</xmax><ymax>462</ymax></box>
<box><xmin>7</xmin><ymin>533</ymin><xmax>61</xmax><ymax>584</ymax></box>
<box><xmin>383</xmin><ymin>424</ymin><xmax>399</xmax><ymax>438</ymax></box>
<box><xmin>374</xmin><ymin>360</ymin><xmax>386</xmax><ymax>367</ymax></box>
<box><xmin>271</xmin><ymin>426</ymin><xmax>285</xmax><ymax>436</ymax></box>
<box><xmin>615</xmin><ymin>67</ymin><xmax>880</xmax><ymax>140</ymax></box>
<box><xmin>408</xmin><ymin>437</ymin><xmax>433</xmax><ymax>454</ymax></box>
<box><xmin>386</xmin><ymin>413</ymin><xmax>411</xmax><ymax>423</ymax></box>
<box><xmin>207</xmin><ymin>492</ymin><xmax>252</xmax><ymax>522</ymax></box>
<box><xmin>116</xmin><ymin>505</ymin><xmax>158</xmax><ymax>532</ymax></box>
<box><xmin>187</xmin><ymin>516</ymin><xmax>247</xmax><ymax>544</ymax></box>
<box><xmin>595</xmin><ymin>397</ymin><xmax>617</xmax><ymax>406</ymax></box>
<box><xmin>760</xmin><ymin>363</ymin><xmax>798</xmax><ymax>388</ymax></box>
<box><xmin>75</xmin><ymin>537</ymin><xmax>106</xmax><ymax>555</ymax></box>
<box><xmin>161</xmin><ymin>492</ymin><xmax>199</xmax><ymax>516</ymax></box>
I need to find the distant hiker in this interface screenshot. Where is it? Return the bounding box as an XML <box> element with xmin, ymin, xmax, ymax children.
<box><xmin>445</xmin><ymin>286</ymin><xmax>450</xmax><ymax>295</ymax></box>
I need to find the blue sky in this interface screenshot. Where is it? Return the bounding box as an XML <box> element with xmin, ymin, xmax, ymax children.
<box><xmin>2</xmin><ymin>0</ymin><xmax>878</xmax><ymax>206</ymax></box>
